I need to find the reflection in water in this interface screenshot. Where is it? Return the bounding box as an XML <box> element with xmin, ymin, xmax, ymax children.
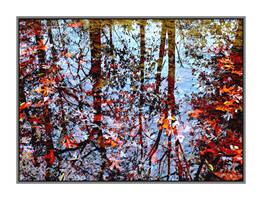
<box><xmin>18</xmin><ymin>18</ymin><xmax>243</xmax><ymax>181</ymax></box>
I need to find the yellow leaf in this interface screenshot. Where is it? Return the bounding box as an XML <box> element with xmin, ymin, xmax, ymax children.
<box><xmin>208</xmin><ymin>164</ymin><xmax>214</xmax><ymax>171</ymax></box>
<box><xmin>224</xmin><ymin>65</ymin><xmax>234</xmax><ymax>70</ymax></box>
<box><xmin>59</xmin><ymin>173</ymin><xmax>65</xmax><ymax>181</ymax></box>
<box><xmin>205</xmin><ymin>159</ymin><xmax>214</xmax><ymax>171</ymax></box>
<box><xmin>170</xmin><ymin>116</ymin><xmax>176</xmax><ymax>120</ymax></box>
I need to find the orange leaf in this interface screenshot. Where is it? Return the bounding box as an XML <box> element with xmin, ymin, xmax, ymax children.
<box><xmin>233</xmin><ymin>156</ymin><xmax>243</xmax><ymax>164</ymax></box>
<box><xmin>216</xmin><ymin>105</ymin><xmax>233</xmax><ymax>112</ymax></box>
<box><xmin>162</xmin><ymin>118</ymin><xmax>169</xmax><ymax>129</ymax></box>
<box><xmin>37</xmin><ymin>39</ymin><xmax>48</xmax><ymax>51</ymax></box>
<box><xmin>22</xmin><ymin>152</ymin><xmax>33</xmax><ymax>160</ymax></box>
<box><xmin>62</xmin><ymin>138</ymin><xmax>69</xmax><ymax>148</ymax></box>
<box><xmin>232</xmin><ymin>70</ymin><xmax>242</xmax><ymax>75</ymax></box>
<box><xmin>62</xmin><ymin>135</ymin><xmax>79</xmax><ymax>148</ymax></box>
<box><xmin>32</xmin><ymin>86</ymin><xmax>43</xmax><ymax>94</ymax></box>
<box><xmin>68</xmin><ymin>22</ymin><xmax>84</xmax><ymax>27</ymax></box>
<box><xmin>42</xmin><ymin>87</ymin><xmax>53</xmax><ymax>96</ymax></box>
<box><xmin>218</xmin><ymin>58</ymin><xmax>232</xmax><ymax>64</ymax></box>
<box><xmin>190</xmin><ymin>109</ymin><xmax>203</xmax><ymax>118</ymax></box>
<box><xmin>212</xmin><ymin>171</ymin><xmax>242</xmax><ymax>181</ymax></box>
<box><xmin>219</xmin><ymin>85</ymin><xmax>234</xmax><ymax>94</ymax></box>
<box><xmin>111</xmin><ymin>140</ymin><xmax>118</xmax><ymax>148</ymax></box>
<box><xmin>66</xmin><ymin>53</ymin><xmax>72</xmax><ymax>58</ymax></box>
<box><xmin>40</xmin><ymin>77</ymin><xmax>55</xmax><ymax>85</ymax></box>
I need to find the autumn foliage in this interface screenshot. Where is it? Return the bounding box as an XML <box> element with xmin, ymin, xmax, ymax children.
<box><xmin>18</xmin><ymin>18</ymin><xmax>243</xmax><ymax>182</ymax></box>
<box><xmin>190</xmin><ymin>47</ymin><xmax>243</xmax><ymax>181</ymax></box>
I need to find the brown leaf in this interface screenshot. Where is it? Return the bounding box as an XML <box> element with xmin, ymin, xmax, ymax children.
<box><xmin>212</xmin><ymin>171</ymin><xmax>242</xmax><ymax>181</ymax></box>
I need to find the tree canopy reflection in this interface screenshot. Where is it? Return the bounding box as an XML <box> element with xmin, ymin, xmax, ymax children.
<box><xmin>18</xmin><ymin>18</ymin><xmax>243</xmax><ymax>181</ymax></box>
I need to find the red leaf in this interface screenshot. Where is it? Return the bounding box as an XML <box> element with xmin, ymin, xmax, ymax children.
<box><xmin>110</xmin><ymin>63</ymin><xmax>118</xmax><ymax>68</ymax></box>
<box><xmin>45</xmin><ymin>123</ymin><xmax>53</xmax><ymax>134</ymax></box>
<box><xmin>82</xmin><ymin>90</ymin><xmax>93</xmax><ymax>96</ymax></box>
<box><xmin>20</xmin><ymin>102</ymin><xmax>32</xmax><ymax>111</ymax></box>
<box><xmin>55</xmin><ymin>74</ymin><xmax>64</xmax><ymax>83</ymax></box>
<box><xmin>200</xmin><ymin>148</ymin><xmax>217</xmax><ymax>155</ymax></box>
<box><xmin>29</xmin><ymin>118</ymin><xmax>43</xmax><ymax>124</ymax></box>
<box><xmin>19</xmin><ymin>113</ymin><xmax>25</xmax><ymax>121</ymax></box>
<box><xmin>44</xmin><ymin>149</ymin><xmax>55</xmax><ymax>165</ymax></box>
<box><xmin>94</xmin><ymin>114</ymin><xmax>102</xmax><ymax>122</ymax></box>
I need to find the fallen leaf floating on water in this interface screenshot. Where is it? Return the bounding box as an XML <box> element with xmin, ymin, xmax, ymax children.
<box><xmin>212</xmin><ymin>171</ymin><xmax>243</xmax><ymax>181</ymax></box>
<box><xmin>40</xmin><ymin>77</ymin><xmax>55</xmax><ymax>85</ymax></box>
<box><xmin>37</xmin><ymin>39</ymin><xmax>48</xmax><ymax>51</ymax></box>
<box><xmin>32</xmin><ymin>86</ymin><xmax>53</xmax><ymax>96</ymax></box>
<box><xmin>189</xmin><ymin>109</ymin><xmax>204</xmax><ymax>118</ymax></box>
<box><xmin>68</xmin><ymin>22</ymin><xmax>84</xmax><ymax>28</ymax></box>
<box><xmin>62</xmin><ymin>135</ymin><xmax>79</xmax><ymax>148</ymax></box>
<box><xmin>219</xmin><ymin>85</ymin><xmax>234</xmax><ymax>94</ymax></box>
<box><xmin>19</xmin><ymin>102</ymin><xmax>32</xmax><ymax>111</ymax></box>
<box><xmin>44</xmin><ymin>150</ymin><xmax>55</xmax><ymax>165</ymax></box>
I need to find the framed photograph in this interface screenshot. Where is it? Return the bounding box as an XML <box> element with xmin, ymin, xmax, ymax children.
<box><xmin>17</xmin><ymin>17</ymin><xmax>244</xmax><ymax>182</ymax></box>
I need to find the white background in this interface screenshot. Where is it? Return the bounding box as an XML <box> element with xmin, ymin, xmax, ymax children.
<box><xmin>0</xmin><ymin>0</ymin><xmax>261</xmax><ymax>199</ymax></box>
